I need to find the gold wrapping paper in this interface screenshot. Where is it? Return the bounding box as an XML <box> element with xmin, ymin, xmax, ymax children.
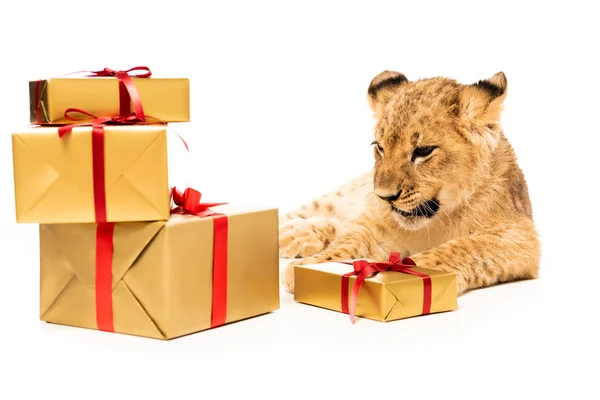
<box><xmin>12</xmin><ymin>125</ymin><xmax>170</xmax><ymax>224</ymax></box>
<box><xmin>29</xmin><ymin>77</ymin><xmax>190</xmax><ymax>124</ymax></box>
<box><xmin>39</xmin><ymin>205</ymin><xmax>280</xmax><ymax>340</ymax></box>
<box><xmin>294</xmin><ymin>261</ymin><xmax>457</xmax><ymax>322</ymax></box>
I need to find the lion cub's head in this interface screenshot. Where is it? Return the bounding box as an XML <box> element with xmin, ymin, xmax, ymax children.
<box><xmin>367</xmin><ymin>70</ymin><xmax>508</xmax><ymax>230</ymax></box>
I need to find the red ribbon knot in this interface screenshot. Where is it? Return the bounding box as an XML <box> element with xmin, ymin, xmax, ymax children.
<box><xmin>91</xmin><ymin>66</ymin><xmax>152</xmax><ymax>79</ymax></box>
<box><xmin>170</xmin><ymin>187</ymin><xmax>227</xmax><ymax>216</ymax></box>
<box><xmin>87</xmin><ymin>66</ymin><xmax>151</xmax><ymax>120</ymax></box>
<box><xmin>57</xmin><ymin>108</ymin><xmax>153</xmax><ymax>138</ymax></box>
<box><xmin>341</xmin><ymin>252</ymin><xmax>432</xmax><ymax>323</ymax></box>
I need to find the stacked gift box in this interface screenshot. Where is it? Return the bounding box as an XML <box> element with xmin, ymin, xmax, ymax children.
<box><xmin>12</xmin><ymin>68</ymin><xmax>280</xmax><ymax>340</ymax></box>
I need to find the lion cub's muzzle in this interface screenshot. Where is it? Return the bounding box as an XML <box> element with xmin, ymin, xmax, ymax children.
<box><xmin>390</xmin><ymin>199</ymin><xmax>440</xmax><ymax>218</ymax></box>
<box><xmin>376</xmin><ymin>188</ymin><xmax>440</xmax><ymax>219</ymax></box>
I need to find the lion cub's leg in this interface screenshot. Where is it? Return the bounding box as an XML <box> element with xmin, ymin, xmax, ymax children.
<box><xmin>409</xmin><ymin>218</ymin><xmax>541</xmax><ymax>295</ymax></box>
<box><xmin>278</xmin><ymin>200</ymin><xmax>342</xmax><ymax>258</ymax></box>
<box><xmin>279</xmin><ymin>216</ymin><xmax>343</xmax><ymax>258</ymax></box>
<box><xmin>281</xmin><ymin>215</ymin><xmax>389</xmax><ymax>293</ymax></box>
<box><xmin>278</xmin><ymin>172</ymin><xmax>372</xmax><ymax>258</ymax></box>
<box><xmin>278</xmin><ymin>195</ymin><xmax>345</xmax><ymax>258</ymax></box>
<box><xmin>282</xmin><ymin>216</ymin><xmax>540</xmax><ymax>295</ymax></box>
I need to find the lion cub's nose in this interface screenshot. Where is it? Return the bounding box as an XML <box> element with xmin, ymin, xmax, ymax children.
<box><xmin>375</xmin><ymin>189</ymin><xmax>402</xmax><ymax>202</ymax></box>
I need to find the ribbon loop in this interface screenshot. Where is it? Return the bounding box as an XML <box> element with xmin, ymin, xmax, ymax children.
<box><xmin>64</xmin><ymin>107</ymin><xmax>99</xmax><ymax>121</ymax></box>
<box><xmin>93</xmin><ymin>66</ymin><xmax>152</xmax><ymax>78</ymax></box>
<box><xmin>170</xmin><ymin>187</ymin><xmax>227</xmax><ymax>216</ymax></box>
<box><xmin>341</xmin><ymin>252</ymin><xmax>430</xmax><ymax>323</ymax></box>
<box><xmin>57</xmin><ymin>107</ymin><xmax>153</xmax><ymax>138</ymax></box>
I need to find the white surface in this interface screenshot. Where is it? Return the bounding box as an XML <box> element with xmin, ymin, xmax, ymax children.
<box><xmin>1</xmin><ymin>1</ymin><xmax>599</xmax><ymax>399</ymax></box>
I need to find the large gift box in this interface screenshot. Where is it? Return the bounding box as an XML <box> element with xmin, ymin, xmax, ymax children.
<box><xmin>30</xmin><ymin>69</ymin><xmax>190</xmax><ymax>124</ymax></box>
<box><xmin>39</xmin><ymin>202</ymin><xmax>280</xmax><ymax>340</ymax></box>
<box><xmin>294</xmin><ymin>252</ymin><xmax>457</xmax><ymax>323</ymax></box>
<box><xmin>12</xmin><ymin>125</ymin><xmax>170</xmax><ymax>224</ymax></box>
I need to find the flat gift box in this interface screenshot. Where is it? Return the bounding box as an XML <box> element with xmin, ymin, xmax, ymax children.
<box><xmin>30</xmin><ymin>76</ymin><xmax>190</xmax><ymax>124</ymax></box>
<box><xmin>12</xmin><ymin>125</ymin><xmax>170</xmax><ymax>224</ymax></box>
<box><xmin>39</xmin><ymin>205</ymin><xmax>280</xmax><ymax>340</ymax></box>
<box><xmin>294</xmin><ymin>259</ymin><xmax>457</xmax><ymax>322</ymax></box>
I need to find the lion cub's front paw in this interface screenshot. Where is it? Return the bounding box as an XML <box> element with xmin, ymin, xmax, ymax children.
<box><xmin>278</xmin><ymin>217</ymin><xmax>336</xmax><ymax>259</ymax></box>
<box><xmin>280</xmin><ymin>257</ymin><xmax>318</xmax><ymax>294</ymax></box>
<box><xmin>281</xmin><ymin>261</ymin><xmax>296</xmax><ymax>294</ymax></box>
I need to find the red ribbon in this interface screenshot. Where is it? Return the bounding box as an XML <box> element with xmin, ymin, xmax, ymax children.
<box><xmin>95</xmin><ymin>222</ymin><xmax>115</xmax><ymax>332</ymax></box>
<box><xmin>170</xmin><ymin>187</ymin><xmax>229</xmax><ymax>328</ymax></box>
<box><xmin>340</xmin><ymin>252</ymin><xmax>432</xmax><ymax>323</ymax></box>
<box><xmin>34</xmin><ymin>66</ymin><xmax>151</xmax><ymax>124</ymax></box>
<box><xmin>56</xmin><ymin>106</ymin><xmax>162</xmax><ymax>334</ymax></box>
<box><xmin>57</xmin><ymin>108</ymin><xmax>188</xmax><ymax>150</ymax></box>
<box><xmin>54</xmin><ymin>103</ymin><xmax>189</xmax><ymax>334</ymax></box>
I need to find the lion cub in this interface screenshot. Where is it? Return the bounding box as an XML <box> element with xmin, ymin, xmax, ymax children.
<box><xmin>279</xmin><ymin>71</ymin><xmax>540</xmax><ymax>295</ymax></box>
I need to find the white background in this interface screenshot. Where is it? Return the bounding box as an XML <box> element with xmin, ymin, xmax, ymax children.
<box><xmin>1</xmin><ymin>1</ymin><xmax>599</xmax><ymax>399</ymax></box>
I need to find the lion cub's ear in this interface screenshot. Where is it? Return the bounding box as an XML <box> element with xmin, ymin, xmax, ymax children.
<box><xmin>367</xmin><ymin>70</ymin><xmax>409</xmax><ymax>117</ymax></box>
<box><xmin>459</xmin><ymin>72</ymin><xmax>508</xmax><ymax>128</ymax></box>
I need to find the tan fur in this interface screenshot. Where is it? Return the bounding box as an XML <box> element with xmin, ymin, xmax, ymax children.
<box><xmin>280</xmin><ymin>71</ymin><xmax>540</xmax><ymax>296</ymax></box>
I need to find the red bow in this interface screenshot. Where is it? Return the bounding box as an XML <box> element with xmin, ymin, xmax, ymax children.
<box><xmin>56</xmin><ymin>108</ymin><xmax>156</xmax><ymax>138</ymax></box>
<box><xmin>57</xmin><ymin>108</ymin><xmax>189</xmax><ymax>154</ymax></box>
<box><xmin>89</xmin><ymin>66</ymin><xmax>152</xmax><ymax>78</ymax></box>
<box><xmin>341</xmin><ymin>252</ymin><xmax>432</xmax><ymax>323</ymax></box>
<box><xmin>170</xmin><ymin>187</ymin><xmax>230</xmax><ymax>328</ymax></box>
<box><xmin>86</xmin><ymin>66</ymin><xmax>151</xmax><ymax>120</ymax></box>
<box><xmin>170</xmin><ymin>187</ymin><xmax>227</xmax><ymax>216</ymax></box>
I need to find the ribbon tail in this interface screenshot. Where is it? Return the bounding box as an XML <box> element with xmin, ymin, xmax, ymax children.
<box><xmin>118</xmin><ymin>81</ymin><xmax>130</xmax><ymax>117</ymax></box>
<box><xmin>348</xmin><ymin>266</ymin><xmax>377</xmax><ymax>324</ymax></box>
<box><xmin>117</xmin><ymin>73</ymin><xmax>145</xmax><ymax>119</ymax></box>
<box><xmin>349</xmin><ymin>274</ymin><xmax>367</xmax><ymax>324</ymax></box>
<box><xmin>171</xmin><ymin>129</ymin><xmax>189</xmax><ymax>152</ymax></box>
<box><xmin>198</xmin><ymin>202</ymin><xmax>228</xmax><ymax>209</ymax></box>
<box><xmin>341</xmin><ymin>272</ymin><xmax>354</xmax><ymax>315</ymax></box>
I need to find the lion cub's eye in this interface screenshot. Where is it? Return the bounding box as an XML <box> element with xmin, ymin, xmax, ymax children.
<box><xmin>371</xmin><ymin>141</ymin><xmax>384</xmax><ymax>154</ymax></box>
<box><xmin>412</xmin><ymin>146</ymin><xmax>437</xmax><ymax>162</ymax></box>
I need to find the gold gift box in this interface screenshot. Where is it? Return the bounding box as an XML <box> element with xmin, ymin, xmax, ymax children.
<box><xmin>40</xmin><ymin>206</ymin><xmax>280</xmax><ymax>340</ymax></box>
<box><xmin>294</xmin><ymin>261</ymin><xmax>457</xmax><ymax>322</ymax></box>
<box><xmin>30</xmin><ymin>77</ymin><xmax>190</xmax><ymax>124</ymax></box>
<box><xmin>12</xmin><ymin>125</ymin><xmax>170</xmax><ymax>224</ymax></box>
